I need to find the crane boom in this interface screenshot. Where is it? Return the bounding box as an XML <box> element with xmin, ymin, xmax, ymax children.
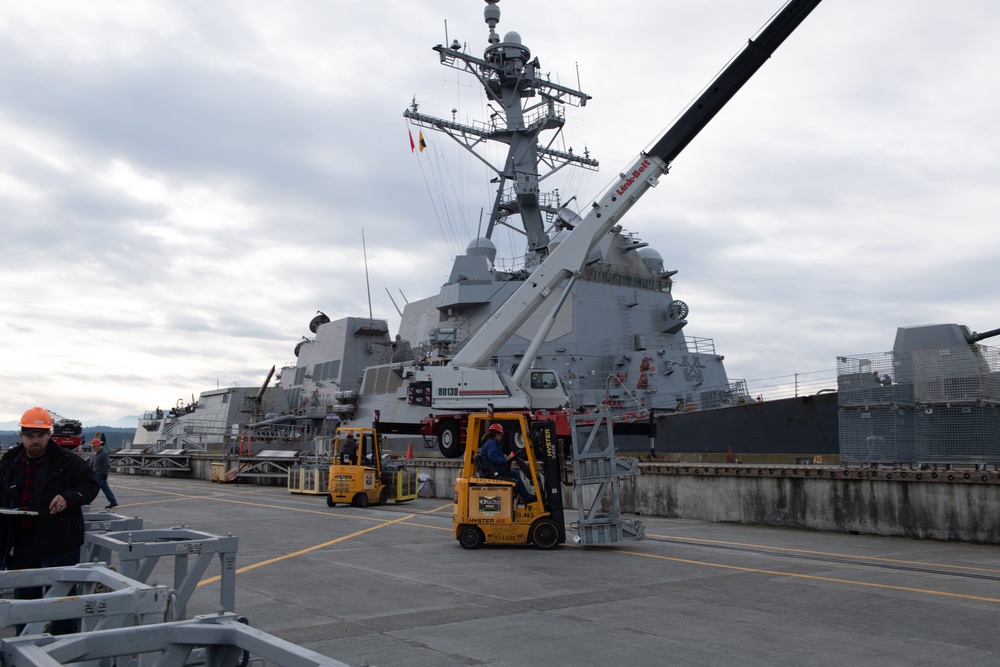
<box><xmin>452</xmin><ymin>0</ymin><xmax>823</xmax><ymax>369</ymax></box>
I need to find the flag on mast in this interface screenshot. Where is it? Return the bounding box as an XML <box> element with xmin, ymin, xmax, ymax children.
<box><xmin>408</xmin><ymin>129</ymin><xmax>415</xmax><ymax>153</ymax></box>
<box><xmin>419</xmin><ymin>131</ymin><xmax>426</xmax><ymax>152</ymax></box>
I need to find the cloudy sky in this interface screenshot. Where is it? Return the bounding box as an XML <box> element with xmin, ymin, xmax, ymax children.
<box><xmin>1</xmin><ymin>0</ymin><xmax>997</xmax><ymax>425</ymax></box>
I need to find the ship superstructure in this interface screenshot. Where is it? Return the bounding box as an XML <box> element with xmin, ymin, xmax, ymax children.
<box><xmin>133</xmin><ymin>0</ymin><xmax>837</xmax><ymax>460</ymax></box>
<box><xmin>278</xmin><ymin>1</ymin><xmax>751</xmax><ymax>445</ymax></box>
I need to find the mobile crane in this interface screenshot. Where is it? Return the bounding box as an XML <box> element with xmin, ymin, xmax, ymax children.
<box><xmin>450</xmin><ymin>0</ymin><xmax>824</xmax><ymax>373</ymax></box>
<box><xmin>426</xmin><ymin>0</ymin><xmax>820</xmax><ymax>456</ymax></box>
<box><xmin>409</xmin><ymin>0</ymin><xmax>824</xmax><ymax>457</ymax></box>
<box><xmin>451</xmin><ymin>0</ymin><xmax>820</xmax><ymax>549</ymax></box>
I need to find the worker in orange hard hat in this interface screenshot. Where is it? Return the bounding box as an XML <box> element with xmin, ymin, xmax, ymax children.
<box><xmin>89</xmin><ymin>436</ymin><xmax>117</xmax><ymax>510</ymax></box>
<box><xmin>479</xmin><ymin>423</ymin><xmax>535</xmax><ymax>504</ymax></box>
<box><xmin>0</xmin><ymin>407</ymin><xmax>100</xmax><ymax>635</ymax></box>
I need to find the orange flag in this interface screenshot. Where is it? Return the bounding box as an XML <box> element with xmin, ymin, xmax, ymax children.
<box><xmin>419</xmin><ymin>131</ymin><xmax>426</xmax><ymax>152</ymax></box>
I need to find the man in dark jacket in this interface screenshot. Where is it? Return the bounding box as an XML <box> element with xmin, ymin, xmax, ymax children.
<box><xmin>0</xmin><ymin>407</ymin><xmax>100</xmax><ymax>634</ymax></box>
<box><xmin>480</xmin><ymin>423</ymin><xmax>535</xmax><ymax>503</ymax></box>
<box><xmin>89</xmin><ymin>436</ymin><xmax>118</xmax><ymax>509</ymax></box>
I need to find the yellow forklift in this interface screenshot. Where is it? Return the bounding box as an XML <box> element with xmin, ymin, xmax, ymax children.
<box><xmin>453</xmin><ymin>413</ymin><xmax>566</xmax><ymax>549</ymax></box>
<box><xmin>326</xmin><ymin>426</ymin><xmax>418</xmax><ymax>507</ymax></box>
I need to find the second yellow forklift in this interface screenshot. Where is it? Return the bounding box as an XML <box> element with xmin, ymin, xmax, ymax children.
<box><xmin>326</xmin><ymin>426</ymin><xmax>418</xmax><ymax>507</ymax></box>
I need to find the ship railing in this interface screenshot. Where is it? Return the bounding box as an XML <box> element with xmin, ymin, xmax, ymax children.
<box><xmin>606</xmin><ymin>334</ymin><xmax>717</xmax><ymax>356</ymax></box>
<box><xmin>582</xmin><ymin>266</ymin><xmax>672</xmax><ymax>293</ymax></box>
<box><xmin>145</xmin><ymin>419</ymin><xmax>230</xmax><ymax>454</ymax></box>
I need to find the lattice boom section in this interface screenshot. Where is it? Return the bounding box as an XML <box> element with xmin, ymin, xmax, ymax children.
<box><xmin>838</xmin><ymin>345</ymin><xmax>1000</xmax><ymax>409</ymax></box>
<box><xmin>913</xmin><ymin>405</ymin><xmax>1000</xmax><ymax>461</ymax></box>
<box><xmin>840</xmin><ymin>405</ymin><xmax>1000</xmax><ymax>464</ymax></box>
<box><xmin>837</xmin><ymin>352</ymin><xmax>897</xmax><ymax>407</ymax></box>
<box><xmin>912</xmin><ymin>345</ymin><xmax>1000</xmax><ymax>404</ymax></box>
<box><xmin>839</xmin><ymin>407</ymin><xmax>910</xmax><ymax>463</ymax></box>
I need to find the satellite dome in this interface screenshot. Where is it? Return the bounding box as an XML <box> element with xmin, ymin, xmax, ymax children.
<box><xmin>637</xmin><ymin>247</ymin><xmax>664</xmax><ymax>272</ymax></box>
<box><xmin>466</xmin><ymin>237</ymin><xmax>497</xmax><ymax>262</ymax></box>
<box><xmin>503</xmin><ymin>31</ymin><xmax>522</xmax><ymax>45</ymax></box>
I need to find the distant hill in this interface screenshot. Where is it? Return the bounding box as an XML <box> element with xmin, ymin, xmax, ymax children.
<box><xmin>0</xmin><ymin>416</ymin><xmax>139</xmax><ymax>431</ymax></box>
<box><xmin>0</xmin><ymin>427</ymin><xmax>136</xmax><ymax>450</ymax></box>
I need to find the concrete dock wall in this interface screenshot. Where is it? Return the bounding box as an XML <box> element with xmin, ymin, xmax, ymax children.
<box><xmin>627</xmin><ymin>469</ymin><xmax>1000</xmax><ymax>543</ymax></box>
<box><xmin>165</xmin><ymin>456</ymin><xmax>999</xmax><ymax>543</ymax></box>
<box><xmin>411</xmin><ymin>460</ymin><xmax>1000</xmax><ymax>544</ymax></box>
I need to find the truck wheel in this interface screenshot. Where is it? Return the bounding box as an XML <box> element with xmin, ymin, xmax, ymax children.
<box><xmin>379</xmin><ymin>487</ymin><xmax>389</xmax><ymax>505</ymax></box>
<box><xmin>530</xmin><ymin>518</ymin><xmax>560</xmax><ymax>550</ymax></box>
<box><xmin>437</xmin><ymin>420</ymin><xmax>464</xmax><ymax>458</ymax></box>
<box><xmin>326</xmin><ymin>496</ymin><xmax>336</xmax><ymax>508</ymax></box>
<box><xmin>352</xmin><ymin>493</ymin><xmax>369</xmax><ymax>508</ymax></box>
<box><xmin>459</xmin><ymin>526</ymin><xmax>484</xmax><ymax>549</ymax></box>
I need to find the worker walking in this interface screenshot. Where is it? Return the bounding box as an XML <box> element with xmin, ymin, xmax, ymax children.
<box><xmin>89</xmin><ymin>436</ymin><xmax>117</xmax><ymax>510</ymax></box>
<box><xmin>0</xmin><ymin>407</ymin><xmax>100</xmax><ymax>634</ymax></box>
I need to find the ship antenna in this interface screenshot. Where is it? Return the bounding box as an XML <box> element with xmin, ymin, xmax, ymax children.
<box><xmin>362</xmin><ymin>229</ymin><xmax>373</xmax><ymax>319</ymax></box>
<box><xmin>384</xmin><ymin>288</ymin><xmax>403</xmax><ymax>317</ymax></box>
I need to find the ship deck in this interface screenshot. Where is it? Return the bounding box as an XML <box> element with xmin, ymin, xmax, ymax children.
<box><xmin>86</xmin><ymin>477</ymin><xmax>1000</xmax><ymax>666</ymax></box>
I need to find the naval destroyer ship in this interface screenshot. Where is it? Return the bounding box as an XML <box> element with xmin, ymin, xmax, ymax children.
<box><xmin>133</xmin><ymin>0</ymin><xmax>841</xmax><ymax>459</ymax></box>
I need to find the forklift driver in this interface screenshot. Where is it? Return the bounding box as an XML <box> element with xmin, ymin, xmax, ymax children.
<box><xmin>340</xmin><ymin>432</ymin><xmax>358</xmax><ymax>464</ymax></box>
<box><xmin>480</xmin><ymin>424</ymin><xmax>536</xmax><ymax>504</ymax></box>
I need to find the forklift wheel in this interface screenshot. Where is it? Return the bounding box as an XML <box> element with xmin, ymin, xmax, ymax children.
<box><xmin>459</xmin><ymin>526</ymin><xmax>484</xmax><ymax>550</ymax></box>
<box><xmin>530</xmin><ymin>518</ymin><xmax>560</xmax><ymax>550</ymax></box>
<box><xmin>325</xmin><ymin>496</ymin><xmax>336</xmax><ymax>508</ymax></box>
<box><xmin>379</xmin><ymin>488</ymin><xmax>389</xmax><ymax>505</ymax></box>
<box><xmin>352</xmin><ymin>493</ymin><xmax>369</xmax><ymax>508</ymax></box>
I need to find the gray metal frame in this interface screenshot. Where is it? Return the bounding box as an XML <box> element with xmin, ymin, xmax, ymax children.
<box><xmin>82</xmin><ymin>527</ymin><xmax>237</xmax><ymax>619</ymax></box>
<box><xmin>2</xmin><ymin>612</ymin><xmax>350</xmax><ymax>667</ymax></box>
<box><xmin>110</xmin><ymin>451</ymin><xmax>192</xmax><ymax>473</ymax></box>
<box><xmin>83</xmin><ymin>510</ymin><xmax>143</xmax><ymax>534</ymax></box>
<box><xmin>569</xmin><ymin>414</ymin><xmax>645</xmax><ymax>544</ymax></box>
<box><xmin>0</xmin><ymin>563</ymin><xmax>171</xmax><ymax>636</ymax></box>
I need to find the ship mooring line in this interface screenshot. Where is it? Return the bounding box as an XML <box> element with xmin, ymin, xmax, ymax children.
<box><xmin>198</xmin><ymin>514</ymin><xmax>417</xmax><ymax>587</ymax></box>
<box><xmin>604</xmin><ymin>547</ymin><xmax>1000</xmax><ymax>604</ymax></box>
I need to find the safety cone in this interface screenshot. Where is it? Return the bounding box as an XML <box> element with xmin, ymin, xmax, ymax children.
<box><xmin>726</xmin><ymin>446</ymin><xmax>734</xmax><ymax>464</ymax></box>
<box><xmin>406</xmin><ymin>442</ymin><xmax>413</xmax><ymax>459</ymax></box>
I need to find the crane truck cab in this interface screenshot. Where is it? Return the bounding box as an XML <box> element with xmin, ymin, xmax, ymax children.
<box><xmin>326</xmin><ymin>426</ymin><xmax>418</xmax><ymax>508</ymax></box>
<box><xmin>454</xmin><ymin>413</ymin><xmax>567</xmax><ymax>550</ymax></box>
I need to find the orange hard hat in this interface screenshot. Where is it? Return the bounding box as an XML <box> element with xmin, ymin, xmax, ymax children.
<box><xmin>488</xmin><ymin>423</ymin><xmax>504</xmax><ymax>435</ymax></box>
<box><xmin>19</xmin><ymin>407</ymin><xmax>52</xmax><ymax>430</ymax></box>
<box><xmin>91</xmin><ymin>437</ymin><xmax>103</xmax><ymax>446</ymax></box>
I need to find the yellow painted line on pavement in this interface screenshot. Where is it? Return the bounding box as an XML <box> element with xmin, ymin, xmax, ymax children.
<box><xmin>648</xmin><ymin>533</ymin><xmax>1000</xmax><ymax>575</ymax></box>
<box><xmin>602</xmin><ymin>547</ymin><xmax>1000</xmax><ymax>604</ymax></box>
<box><xmin>198</xmin><ymin>514</ymin><xmax>416</xmax><ymax>586</ymax></box>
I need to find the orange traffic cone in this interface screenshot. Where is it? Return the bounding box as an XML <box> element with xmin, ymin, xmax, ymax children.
<box><xmin>406</xmin><ymin>442</ymin><xmax>413</xmax><ymax>459</ymax></box>
<box><xmin>726</xmin><ymin>446</ymin><xmax>734</xmax><ymax>464</ymax></box>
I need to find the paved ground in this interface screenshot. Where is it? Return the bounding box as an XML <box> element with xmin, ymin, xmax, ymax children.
<box><xmin>79</xmin><ymin>476</ymin><xmax>1000</xmax><ymax>666</ymax></box>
